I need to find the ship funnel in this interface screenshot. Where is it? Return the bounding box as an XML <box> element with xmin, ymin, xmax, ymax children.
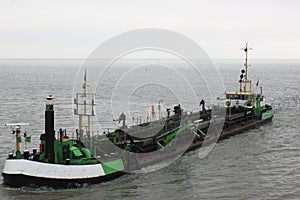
<box><xmin>45</xmin><ymin>95</ymin><xmax>55</xmax><ymax>163</ymax></box>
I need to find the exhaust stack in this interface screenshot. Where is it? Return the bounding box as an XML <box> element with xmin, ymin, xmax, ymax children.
<box><xmin>45</xmin><ymin>95</ymin><xmax>55</xmax><ymax>163</ymax></box>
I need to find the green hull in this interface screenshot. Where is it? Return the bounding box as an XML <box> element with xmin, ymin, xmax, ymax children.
<box><xmin>262</xmin><ymin>110</ymin><xmax>273</xmax><ymax>120</ymax></box>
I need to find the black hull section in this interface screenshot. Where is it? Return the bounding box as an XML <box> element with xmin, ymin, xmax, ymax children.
<box><xmin>2</xmin><ymin>171</ymin><xmax>125</xmax><ymax>188</ymax></box>
<box><xmin>221</xmin><ymin>116</ymin><xmax>273</xmax><ymax>140</ymax></box>
<box><xmin>124</xmin><ymin>117</ymin><xmax>273</xmax><ymax>170</ymax></box>
<box><xmin>188</xmin><ymin>116</ymin><xmax>273</xmax><ymax>151</ymax></box>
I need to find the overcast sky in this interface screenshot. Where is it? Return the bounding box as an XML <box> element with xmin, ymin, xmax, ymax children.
<box><xmin>0</xmin><ymin>0</ymin><xmax>299</xmax><ymax>59</ymax></box>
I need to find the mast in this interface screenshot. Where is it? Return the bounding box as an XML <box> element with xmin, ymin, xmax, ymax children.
<box><xmin>241</xmin><ymin>43</ymin><xmax>253</xmax><ymax>93</ymax></box>
<box><xmin>74</xmin><ymin>69</ymin><xmax>95</xmax><ymax>139</ymax></box>
<box><xmin>158</xmin><ymin>100</ymin><xmax>163</xmax><ymax>119</ymax></box>
<box><xmin>5</xmin><ymin>123</ymin><xmax>30</xmax><ymax>159</ymax></box>
<box><xmin>83</xmin><ymin>68</ymin><xmax>87</xmax><ymax>96</ymax></box>
<box><xmin>244</xmin><ymin>43</ymin><xmax>249</xmax><ymax>82</ymax></box>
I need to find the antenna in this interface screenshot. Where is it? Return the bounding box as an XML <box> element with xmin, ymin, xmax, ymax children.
<box><xmin>5</xmin><ymin>123</ymin><xmax>30</xmax><ymax>127</ymax></box>
<box><xmin>83</xmin><ymin>68</ymin><xmax>87</xmax><ymax>96</ymax></box>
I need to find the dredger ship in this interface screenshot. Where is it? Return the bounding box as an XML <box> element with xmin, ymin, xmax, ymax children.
<box><xmin>2</xmin><ymin>43</ymin><xmax>273</xmax><ymax>187</ymax></box>
<box><xmin>82</xmin><ymin>43</ymin><xmax>273</xmax><ymax>170</ymax></box>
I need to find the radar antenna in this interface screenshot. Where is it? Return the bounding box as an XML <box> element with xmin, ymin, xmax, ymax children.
<box><xmin>5</xmin><ymin>123</ymin><xmax>30</xmax><ymax>158</ymax></box>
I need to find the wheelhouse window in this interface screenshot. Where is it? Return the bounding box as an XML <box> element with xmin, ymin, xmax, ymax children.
<box><xmin>226</xmin><ymin>94</ymin><xmax>253</xmax><ymax>100</ymax></box>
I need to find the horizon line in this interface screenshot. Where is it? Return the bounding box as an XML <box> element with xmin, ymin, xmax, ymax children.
<box><xmin>1</xmin><ymin>57</ymin><xmax>300</xmax><ymax>60</ymax></box>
